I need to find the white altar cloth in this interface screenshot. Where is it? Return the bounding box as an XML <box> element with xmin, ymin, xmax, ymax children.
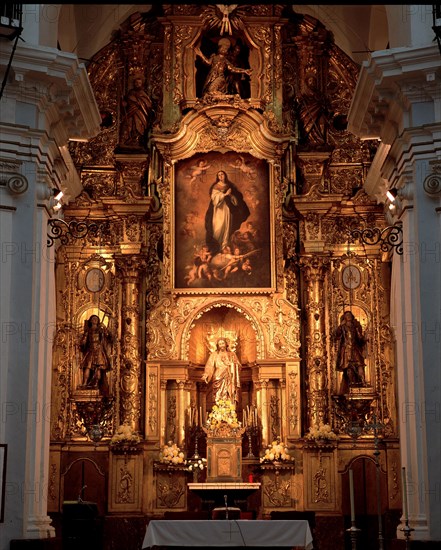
<box><xmin>142</xmin><ymin>520</ymin><xmax>313</xmax><ymax>549</ymax></box>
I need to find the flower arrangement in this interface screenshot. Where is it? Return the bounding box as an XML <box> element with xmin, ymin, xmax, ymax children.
<box><xmin>110</xmin><ymin>424</ymin><xmax>141</xmax><ymax>446</ymax></box>
<box><xmin>260</xmin><ymin>436</ymin><xmax>291</xmax><ymax>463</ymax></box>
<box><xmin>206</xmin><ymin>399</ymin><xmax>241</xmax><ymax>429</ymax></box>
<box><xmin>305</xmin><ymin>422</ymin><xmax>338</xmax><ymax>441</ymax></box>
<box><xmin>159</xmin><ymin>441</ymin><xmax>186</xmax><ymax>465</ymax></box>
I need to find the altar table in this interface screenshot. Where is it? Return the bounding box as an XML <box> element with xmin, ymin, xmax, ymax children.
<box><xmin>142</xmin><ymin>520</ymin><xmax>313</xmax><ymax>549</ymax></box>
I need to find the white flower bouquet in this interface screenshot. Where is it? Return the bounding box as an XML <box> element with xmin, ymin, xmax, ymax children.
<box><xmin>260</xmin><ymin>436</ymin><xmax>291</xmax><ymax>463</ymax></box>
<box><xmin>206</xmin><ymin>399</ymin><xmax>241</xmax><ymax>429</ymax></box>
<box><xmin>110</xmin><ymin>424</ymin><xmax>141</xmax><ymax>446</ymax></box>
<box><xmin>159</xmin><ymin>441</ymin><xmax>186</xmax><ymax>465</ymax></box>
<box><xmin>305</xmin><ymin>422</ymin><xmax>338</xmax><ymax>441</ymax></box>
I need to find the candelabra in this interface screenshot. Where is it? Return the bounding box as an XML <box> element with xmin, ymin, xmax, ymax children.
<box><xmin>191</xmin><ymin>425</ymin><xmax>201</xmax><ymax>459</ymax></box>
<box><xmin>244</xmin><ymin>425</ymin><xmax>257</xmax><ymax>458</ymax></box>
<box><xmin>346</xmin><ymin>523</ymin><xmax>361</xmax><ymax>550</ymax></box>
<box><xmin>370</xmin><ymin>415</ymin><xmax>385</xmax><ymax>550</ymax></box>
<box><xmin>400</xmin><ymin>521</ymin><xmax>414</xmax><ymax>549</ymax></box>
<box><xmin>400</xmin><ymin>466</ymin><xmax>414</xmax><ymax>549</ymax></box>
<box><xmin>347</xmin><ymin>468</ymin><xmax>361</xmax><ymax>550</ymax></box>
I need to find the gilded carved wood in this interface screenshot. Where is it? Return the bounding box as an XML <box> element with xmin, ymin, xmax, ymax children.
<box><xmin>49</xmin><ymin>4</ymin><xmax>398</xmax><ymax>518</ymax></box>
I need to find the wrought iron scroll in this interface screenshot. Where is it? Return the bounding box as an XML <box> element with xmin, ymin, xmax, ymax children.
<box><xmin>349</xmin><ymin>224</ymin><xmax>403</xmax><ymax>255</ymax></box>
<box><xmin>47</xmin><ymin>219</ymin><xmax>110</xmax><ymax>248</ymax></box>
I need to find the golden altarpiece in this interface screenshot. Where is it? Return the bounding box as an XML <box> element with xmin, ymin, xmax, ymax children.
<box><xmin>48</xmin><ymin>4</ymin><xmax>401</xmax><ymax>540</ymax></box>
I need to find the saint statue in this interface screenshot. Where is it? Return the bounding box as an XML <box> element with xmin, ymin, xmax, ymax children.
<box><xmin>297</xmin><ymin>72</ymin><xmax>332</xmax><ymax>145</ymax></box>
<box><xmin>119</xmin><ymin>75</ymin><xmax>153</xmax><ymax>149</ymax></box>
<box><xmin>195</xmin><ymin>37</ymin><xmax>251</xmax><ymax>98</ymax></box>
<box><xmin>79</xmin><ymin>314</ymin><xmax>112</xmax><ymax>396</ymax></box>
<box><xmin>202</xmin><ymin>338</ymin><xmax>241</xmax><ymax>409</ymax></box>
<box><xmin>335</xmin><ymin>311</ymin><xmax>367</xmax><ymax>394</ymax></box>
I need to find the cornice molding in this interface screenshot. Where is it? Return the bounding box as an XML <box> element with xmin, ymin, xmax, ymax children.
<box><xmin>348</xmin><ymin>44</ymin><xmax>441</xmax><ymax>141</ymax></box>
<box><xmin>0</xmin><ymin>42</ymin><xmax>101</xmax><ymax>141</ymax></box>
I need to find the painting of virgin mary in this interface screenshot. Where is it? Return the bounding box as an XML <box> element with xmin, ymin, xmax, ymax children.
<box><xmin>174</xmin><ymin>152</ymin><xmax>271</xmax><ymax>290</ymax></box>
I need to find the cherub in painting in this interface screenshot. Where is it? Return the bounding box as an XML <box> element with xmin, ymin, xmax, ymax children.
<box><xmin>186</xmin><ymin>159</ymin><xmax>211</xmax><ymax>196</ymax></box>
<box><xmin>229</xmin><ymin>155</ymin><xmax>257</xmax><ymax>180</ymax></box>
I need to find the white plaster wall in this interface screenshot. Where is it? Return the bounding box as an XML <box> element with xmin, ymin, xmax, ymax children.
<box><xmin>0</xmin><ymin>14</ymin><xmax>100</xmax><ymax>546</ymax></box>
<box><xmin>386</xmin><ymin>5</ymin><xmax>435</xmax><ymax>49</ymax></box>
<box><xmin>21</xmin><ymin>4</ymin><xmax>60</xmax><ymax>47</ymax></box>
<box><xmin>58</xmin><ymin>4</ymin><xmax>148</xmax><ymax>61</ymax></box>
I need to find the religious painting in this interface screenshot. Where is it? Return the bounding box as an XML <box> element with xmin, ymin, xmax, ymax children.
<box><xmin>174</xmin><ymin>152</ymin><xmax>271</xmax><ymax>290</ymax></box>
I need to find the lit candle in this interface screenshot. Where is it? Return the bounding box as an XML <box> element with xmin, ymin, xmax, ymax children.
<box><xmin>401</xmin><ymin>467</ymin><xmax>408</xmax><ymax>521</ymax></box>
<box><xmin>349</xmin><ymin>468</ymin><xmax>355</xmax><ymax>522</ymax></box>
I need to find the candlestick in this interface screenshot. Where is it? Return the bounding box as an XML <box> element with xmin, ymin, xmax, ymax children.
<box><xmin>349</xmin><ymin>469</ymin><xmax>355</xmax><ymax>522</ymax></box>
<box><xmin>401</xmin><ymin>467</ymin><xmax>408</xmax><ymax>521</ymax></box>
<box><xmin>199</xmin><ymin>407</ymin><xmax>202</xmax><ymax>427</ymax></box>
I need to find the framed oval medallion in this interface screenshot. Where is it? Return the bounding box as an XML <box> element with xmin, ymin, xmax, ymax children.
<box><xmin>85</xmin><ymin>267</ymin><xmax>105</xmax><ymax>293</ymax></box>
<box><xmin>342</xmin><ymin>265</ymin><xmax>361</xmax><ymax>290</ymax></box>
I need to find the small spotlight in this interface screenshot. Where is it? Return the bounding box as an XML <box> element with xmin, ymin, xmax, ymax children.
<box><xmin>53</xmin><ymin>202</ymin><xmax>62</xmax><ymax>211</ymax></box>
<box><xmin>54</xmin><ymin>191</ymin><xmax>63</xmax><ymax>201</ymax></box>
<box><xmin>389</xmin><ymin>203</ymin><xmax>396</xmax><ymax>211</ymax></box>
<box><xmin>386</xmin><ymin>189</ymin><xmax>397</xmax><ymax>202</ymax></box>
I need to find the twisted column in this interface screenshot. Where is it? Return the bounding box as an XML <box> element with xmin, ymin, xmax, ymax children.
<box><xmin>300</xmin><ymin>256</ymin><xmax>330</xmax><ymax>429</ymax></box>
<box><xmin>116</xmin><ymin>256</ymin><xmax>146</xmax><ymax>431</ymax></box>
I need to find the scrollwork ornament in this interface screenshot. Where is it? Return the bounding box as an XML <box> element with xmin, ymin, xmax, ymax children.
<box><xmin>173</xmin><ymin>25</ymin><xmax>193</xmax><ymax>104</ymax></box>
<box><xmin>7</xmin><ymin>173</ymin><xmax>28</xmax><ymax>195</ymax></box>
<box><xmin>423</xmin><ymin>173</ymin><xmax>441</xmax><ymax>196</ymax></box>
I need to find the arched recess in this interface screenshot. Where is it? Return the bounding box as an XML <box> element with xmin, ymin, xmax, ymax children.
<box><xmin>183</xmin><ymin>21</ymin><xmax>264</xmax><ymax>108</ymax></box>
<box><xmin>180</xmin><ymin>299</ymin><xmax>265</xmax><ymax>363</ymax></box>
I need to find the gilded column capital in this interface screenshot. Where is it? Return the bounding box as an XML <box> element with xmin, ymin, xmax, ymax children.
<box><xmin>114</xmin><ymin>156</ymin><xmax>150</xmax><ymax>197</ymax></box>
<box><xmin>115</xmin><ymin>256</ymin><xmax>148</xmax><ymax>280</ymax></box>
<box><xmin>299</xmin><ymin>255</ymin><xmax>331</xmax><ymax>282</ymax></box>
<box><xmin>176</xmin><ymin>380</ymin><xmax>186</xmax><ymax>390</ymax></box>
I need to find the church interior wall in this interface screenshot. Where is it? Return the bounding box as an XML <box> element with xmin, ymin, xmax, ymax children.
<box><xmin>1</xmin><ymin>3</ymin><xmax>440</xmax><ymax>549</ymax></box>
